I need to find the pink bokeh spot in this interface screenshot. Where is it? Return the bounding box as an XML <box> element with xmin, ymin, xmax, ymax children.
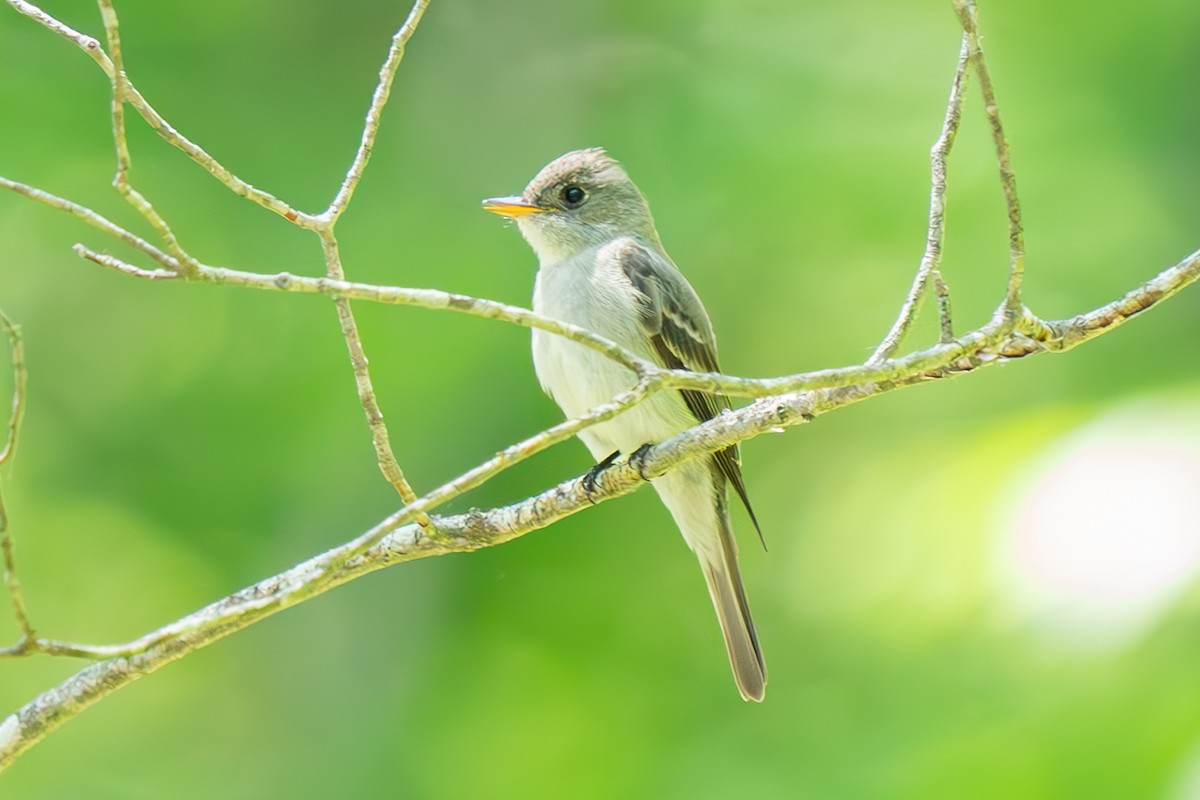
<box><xmin>999</xmin><ymin>420</ymin><xmax>1200</xmax><ymax>648</ymax></box>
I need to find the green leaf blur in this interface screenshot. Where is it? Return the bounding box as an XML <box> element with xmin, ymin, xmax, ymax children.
<box><xmin>2</xmin><ymin>0</ymin><xmax>1199</xmax><ymax>797</ymax></box>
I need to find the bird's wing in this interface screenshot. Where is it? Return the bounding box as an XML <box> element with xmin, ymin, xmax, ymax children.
<box><xmin>615</xmin><ymin>240</ymin><xmax>762</xmax><ymax>542</ymax></box>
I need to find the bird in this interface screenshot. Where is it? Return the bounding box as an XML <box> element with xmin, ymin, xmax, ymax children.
<box><xmin>482</xmin><ymin>147</ymin><xmax>765</xmax><ymax>702</ymax></box>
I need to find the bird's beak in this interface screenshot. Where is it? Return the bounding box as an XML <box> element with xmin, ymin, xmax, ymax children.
<box><xmin>482</xmin><ymin>196</ymin><xmax>545</xmax><ymax>218</ymax></box>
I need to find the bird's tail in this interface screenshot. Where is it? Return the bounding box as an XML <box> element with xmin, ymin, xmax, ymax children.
<box><xmin>652</xmin><ymin>462</ymin><xmax>766</xmax><ymax>701</ymax></box>
<box><xmin>699</xmin><ymin>496</ymin><xmax>766</xmax><ymax>703</ymax></box>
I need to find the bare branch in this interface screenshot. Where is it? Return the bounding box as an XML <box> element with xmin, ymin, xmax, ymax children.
<box><xmin>305</xmin><ymin>0</ymin><xmax>432</xmax><ymax>520</ymax></box>
<box><xmin>0</xmin><ymin>310</ymin><xmax>32</xmax><ymax>650</ymax></box>
<box><xmin>95</xmin><ymin>0</ymin><xmax>198</xmax><ymax>275</ymax></box>
<box><xmin>118</xmin><ymin>82</ymin><xmax>316</xmax><ymax>228</ymax></box>
<box><xmin>932</xmin><ymin>270</ymin><xmax>955</xmax><ymax>342</ymax></box>
<box><xmin>870</xmin><ymin>35</ymin><xmax>970</xmax><ymax>363</ymax></box>
<box><xmin>1018</xmin><ymin>249</ymin><xmax>1200</xmax><ymax>352</ymax></box>
<box><xmin>954</xmin><ymin>0</ymin><xmax>1025</xmax><ymax>321</ymax></box>
<box><xmin>318</xmin><ymin>231</ymin><xmax>429</xmax><ymax>524</ymax></box>
<box><xmin>324</xmin><ymin>0</ymin><xmax>430</xmax><ymax>222</ymax></box>
<box><xmin>74</xmin><ymin>245</ymin><xmax>180</xmax><ymax>280</ymax></box>
<box><xmin>0</xmin><ymin>314</ymin><xmax>26</xmax><ymax>468</ymax></box>
<box><xmin>7</xmin><ymin>0</ymin><xmax>317</xmax><ymax>227</ymax></box>
<box><xmin>7</xmin><ymin>0</ymin><xmax>114</xmax><ymax>73</ymax></box>
<box><xmin>61</xmin><ymin>248</ymin><xmax>993</xmax><ymax>397</ymax></box>
<box><xmin>0</xmin><ymin>177</ymin><xmax>178</xmax><ymax>270</ymax></box>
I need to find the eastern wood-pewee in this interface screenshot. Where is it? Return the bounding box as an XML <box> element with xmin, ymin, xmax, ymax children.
<box><xmin>483</xmin><ymin>148</ymin><xmax>766</xmax><ymax>702</ymax></box>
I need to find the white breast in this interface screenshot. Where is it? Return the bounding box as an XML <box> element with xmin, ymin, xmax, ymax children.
<box><xmin>531</xmin><ymin>243</ymin><xmax>695</xmax><ymax>461</ymax></box>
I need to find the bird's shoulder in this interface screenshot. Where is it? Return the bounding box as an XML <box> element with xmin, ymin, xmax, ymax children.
<box><xmin>603</xmin><ymin>238</ymin><xmax>717</xmax><ymax>356</ymax></box>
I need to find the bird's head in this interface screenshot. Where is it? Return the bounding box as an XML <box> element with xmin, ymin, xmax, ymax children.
<box><xmin>483</xmin><ymin>148</ymin><xmax>660</xmax><ymax>263</ymax></box>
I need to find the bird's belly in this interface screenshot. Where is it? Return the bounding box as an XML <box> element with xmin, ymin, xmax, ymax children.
<box><xmin>532</xmin><ymin>330</ymin><xmax>692</xmax><ymax>460</ymax></box>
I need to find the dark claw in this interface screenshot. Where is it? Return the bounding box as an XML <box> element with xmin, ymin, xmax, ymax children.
<box><xmin>582</xmin><ymin>449</ymin><xmax>622</xmax><ymax>502</ymax></box>
<box><xmin>629</xmin><ymin>443</ymin><xmax>654</xmax><ymax>481</ymax></box>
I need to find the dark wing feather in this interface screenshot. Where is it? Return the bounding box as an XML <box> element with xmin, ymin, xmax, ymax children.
<box><xmin>617</xmin><ymin>240</ymin><xmax>763</xmax><ymax>544</ymax></box>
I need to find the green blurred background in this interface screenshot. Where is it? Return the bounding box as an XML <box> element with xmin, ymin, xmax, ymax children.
<box><xmin>2</xmin><ymin>0</ymin><xmax>1199</xmax><ymax>797</ymax></box>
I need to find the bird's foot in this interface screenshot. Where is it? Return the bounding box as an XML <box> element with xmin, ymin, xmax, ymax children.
<box><xmin>629</xmin><ymin>443</ymin><xmax>654</xmax><ymax>481</ymax></box>
<box><xmin>582</xmin><ymin>449</ymin><xmax>622</xmax><ymax>502</ymax></box>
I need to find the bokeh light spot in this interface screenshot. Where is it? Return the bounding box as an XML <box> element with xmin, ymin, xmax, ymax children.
<box><xmin>994</xmin><ymin>401</ymin><xmax>1200</xmax><ymax>650</ymax></box>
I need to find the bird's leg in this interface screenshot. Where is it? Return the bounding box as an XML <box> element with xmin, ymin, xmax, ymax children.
<box><xmin>629</xmin><ymin>443</ymin><xmax>655</xmax><ymax>481</ymax></box>
<box><xmin>582</xmin><ymin>449</ymin><xmax>622</xmax><ymax>502</ymax></box>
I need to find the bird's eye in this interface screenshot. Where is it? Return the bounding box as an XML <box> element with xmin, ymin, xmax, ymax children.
<box><xmin>560</xmin><ymin>185</ymin><xmax>586</xmax><ymax>209</ymax></box>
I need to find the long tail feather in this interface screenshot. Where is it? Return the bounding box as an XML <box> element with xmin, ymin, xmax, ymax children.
<box><xmin>700</xmin><ymin>502</ymin><xmax>765</xmax><ymax>702</ymax></box>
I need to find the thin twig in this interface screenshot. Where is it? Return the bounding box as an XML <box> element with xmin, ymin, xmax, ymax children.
<box><xmin>932</xmin><ymin>270</ymin><xmax>954</xmax><ymax>342</ymax></box>
<box><xmin>96</xmin><ymin>0</ymin><xmax>197</xmax><ymax>275</ymax></box>
<box><xmin>1018</xmin><ymin>250</ymin><xmax>1200</xmax><ymax>351</ymax></box>
<box><xmin>954</xmin><ymin>0</ymin><xmax>1025</xmax><ymax>322</ymax></box>
<box><xmin>312</xmin><ymin>0</ymin><xmax>431</xmax><ymax>520</ymax></box>
<box><xmin>0</xmin><ymin>310</ymin><xmax>33</xmax><ymax>648</ymax></box>
<box><xmin>6</xmin><ymin>0</ymin><xmax>113</xmax><ymax>73</ymax></box>
<box><xmin>7</xmin><ymin>0</ymin><xmax>318</xmax><ymax>227</ymax></box>
<box><xmin>870</xmin><ymin>34</ymin><xmax>971</xmax><ymax>363</ymax></box>
<box><xmin>318</xmin><ymin>231</ymin><xmax>429</xmax><ymax>525</ymax></box>
<box><xmin>13</xmin><ymin>0</ymin><xmax>433</xmax><ymax>524</ymax></box>
<box><xmin>0</xmin><ymin>314</ymin><xmax>26</xmax><ymax>468</ymax></box>
<box><xmin>0</xmin><ymin>177</ymin><xmax>178</xmax><ymax>270</ymax></box>
<box><xmin>323</xmin><ymin>0</ymin><xmax>430</xmax><ymax>222</ymax></box>
<box><xmin>62</xmin><ymin>244</ymin><xmax>654</xmax><ymax>376</ymax></box>
<box><xmin>121</xmin><ymin>80</ymin><xmax>316</xmax><ymax>227</ymax></box>
<box><xmin>64</xmin><ymin>243</ymin><xmax>1200</xmax><ymax>399</ymax></box>
<box><xmin>88</xmin><ymin>250</ymin><xmax>1003</xmax><ymax>398</ymax></box>
<box><xmin>70</xmin><ymin>247</ymin><xmax>984</xmax><ymax>397</ymax></box>
<box><xmin>74</xmin><ymin>246</ymin><xmax>180</xmax><ymax>280</ymax></box>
